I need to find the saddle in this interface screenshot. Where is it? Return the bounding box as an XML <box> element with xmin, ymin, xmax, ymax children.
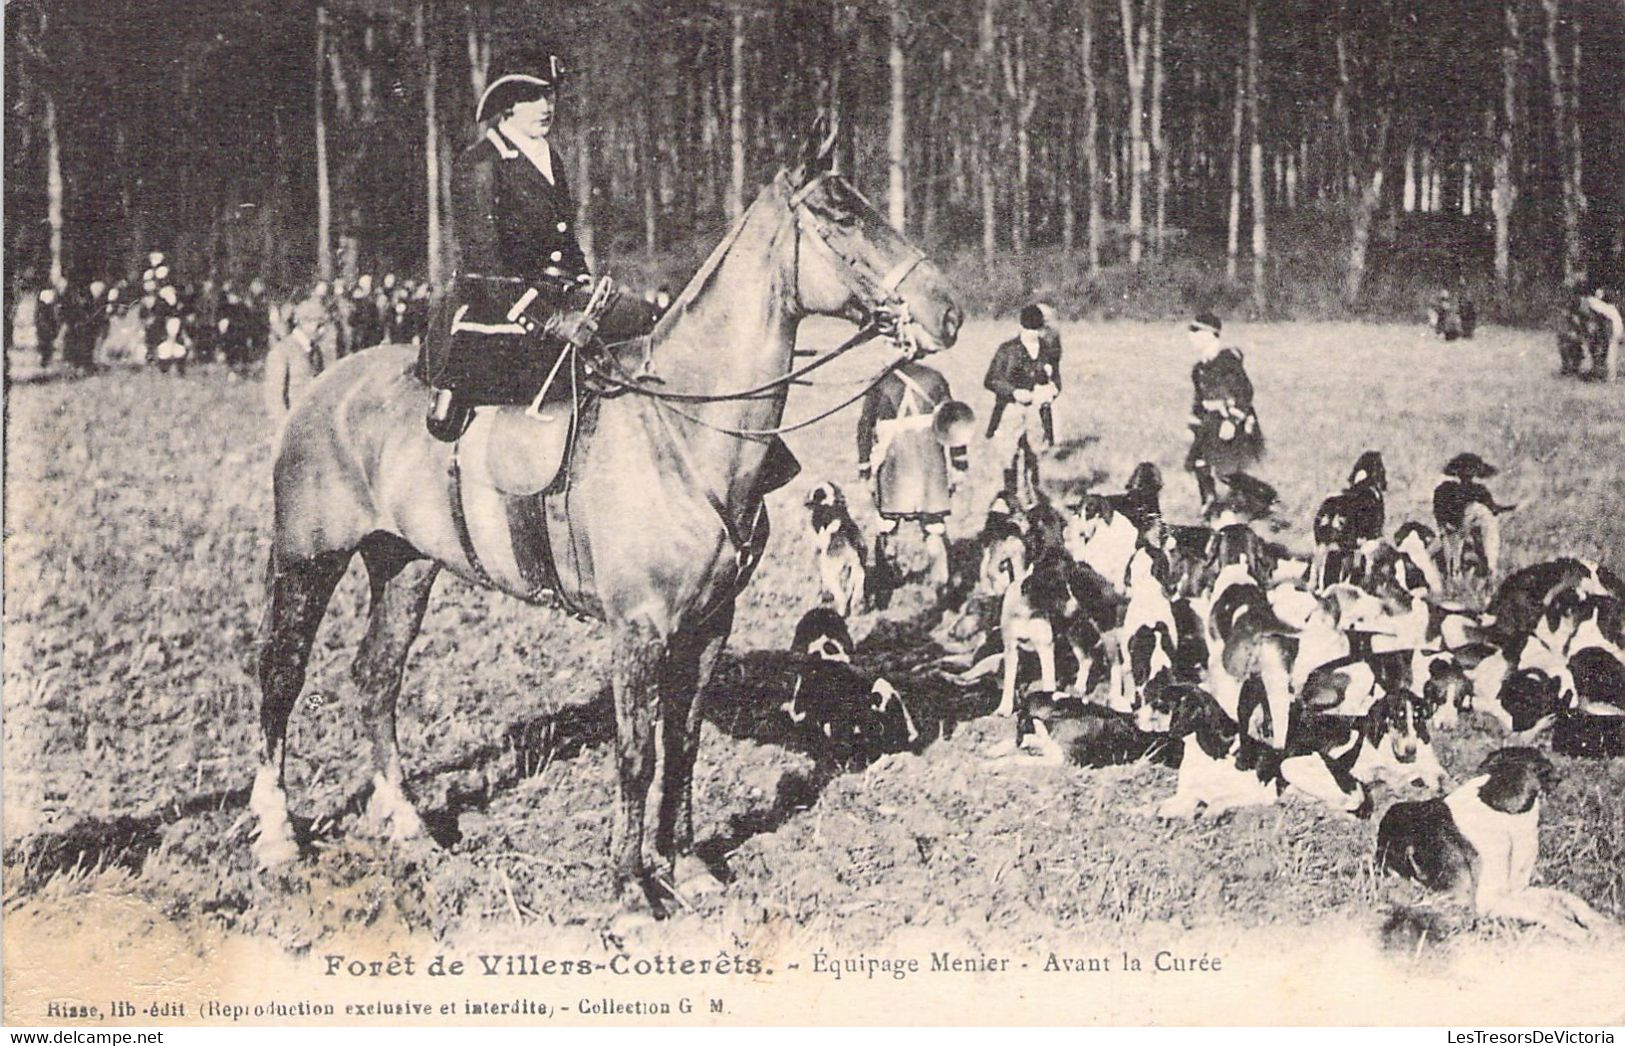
<box><xmin>422</xmin><ymin>275</ymin><xmax>660</xmax><ymax>443</ymax></box>
<box><xmin>455</xmin><ymin>401</ymin><xmax>574</xmax><ymax>497</ymax></box>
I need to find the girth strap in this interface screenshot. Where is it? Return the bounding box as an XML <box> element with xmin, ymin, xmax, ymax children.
<box><xmin>448</xmin><ymin>447</ymin><xmax>576</xmax><ymax>611</ymax></box>
<box><xmin>448</xmin><ymin>450</ymin><xmax>499</xmax><ymax>590</ymax></box>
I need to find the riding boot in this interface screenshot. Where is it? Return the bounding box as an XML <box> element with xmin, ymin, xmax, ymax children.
<box><xmin>871</xmin><ymin>533</ymin><xmax>898</xmax><ymax>611</ymax></box>
<box><xmin>1194</xmin><ymin>467</ymin><xmax>1217</xmax><ymax>508</ymax></box>
<box><xmin>924</xmin><ymin>531</ymin><xmax>950</xmax><ymax>594</ymax></box>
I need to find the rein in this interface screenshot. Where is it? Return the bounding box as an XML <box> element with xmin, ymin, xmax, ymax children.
<box><xmin>593</xmin><ymin>169</ymin><xmax>926</xmax><ymax>440</ymax></box>
<box><xmin>588</xmin><ymin>319</ymin><xmax>886</xmax><ymax>404</ymax></box>
<box><xmin>642</xmin><ymin>354</ymin><xmax>909</xmax><ymax>440</ymax></box>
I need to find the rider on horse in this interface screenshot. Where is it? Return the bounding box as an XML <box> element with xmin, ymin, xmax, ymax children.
<box><xmin>421</xmin><ymin>50</ymin><xmax>656</xmax><ymax>440</ymax></box>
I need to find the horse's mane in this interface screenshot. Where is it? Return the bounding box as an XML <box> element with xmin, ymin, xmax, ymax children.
<box><xmin>647</xmin><ymin>171</ymin><xmax>791</xmax><ymax>342</ymax></box>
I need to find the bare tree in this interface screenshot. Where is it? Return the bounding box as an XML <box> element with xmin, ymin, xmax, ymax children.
<box><xmin>316</xmin><ymin>3</ymin><xmax>334</xmax><ymax>282</ymax></box>
<box><xmin>729</xmin><ymin>3</ymin><xmax>746</xmax><ymax>222</ymax></box>
<box><xmin>1335</xmin><ymin>17</ymin><xmax>1392</xmax><ymax>307</ymax></box>
<box><xmin>1491</xmin><ymin>0</ymin><xmax>1520</xmax><ymax>294</ymax></box>
<box><xmin>1079</xmin><ymin>0</ymin><xmax>1103</xmax><ymax>274</ymax></box>
<box><xmin>1247</xmin><ymin>0</ymin><xmax>1266</xmax><ymax>311</ymax></box>
<box><xmin>1226</xmin><ymin>57</ymin><xmax>1244</xmax><ymax>283</ymax></box>
<box><xmin>887</xmin><ymin>0</ymin><xmax>907</xmax><ymax>230</ymax></box>
<box><xmin>1117</xmin><ymin>0</ymin><xmax>1151</xmax><ymax>264</ymax></box>
<box><xmin>1541</xmin><ymin>0</ymin><xmax>1584</xmax><ymax>283</ymax></box>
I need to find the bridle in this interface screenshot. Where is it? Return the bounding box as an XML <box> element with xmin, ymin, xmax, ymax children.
<box><xmin>786</xmin><ymin>169</ymin><xmax>928</xmax><ymax>356</ymax></box>
<box><xmin>588</xmin><ymin>168</ymin><xmax>934</xmax><ymax>433</ymax></box>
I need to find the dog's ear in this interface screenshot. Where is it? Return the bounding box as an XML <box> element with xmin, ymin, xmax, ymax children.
<box><xmin>1476</xmin><ymin>748</ymin><xmax>1550</xmax><ymax>813</ymax></box>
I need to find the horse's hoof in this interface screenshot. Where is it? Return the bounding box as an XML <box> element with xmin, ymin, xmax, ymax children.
<box><xmin>365</xmin><ymin>775</ymin><xmax>428</xmax><ymax>842</ymax></box>
<box><xmin>608</xmin><ymin>886</ymin><xmax>660</xmax><ymax>936</ymax></box>
<box><xmin>673</xmin><ymin>856</ymin><xmax>723</xmax><ymax>897</ymax></box>
<box><xmin>253</xmin><ymin>831</ymin><xmax>300</xmax><ymax>869</ymax></box>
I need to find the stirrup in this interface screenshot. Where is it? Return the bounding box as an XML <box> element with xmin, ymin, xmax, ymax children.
<box><xmin>634</xmin><ymin>336</ymin><xmax>665</xmax><ymax>385</ymax></box>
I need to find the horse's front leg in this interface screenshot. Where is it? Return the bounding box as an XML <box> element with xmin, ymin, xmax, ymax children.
<box><xmin>655</xmin><ymin>604</ymin><xmax>735</xmax><ymax>895</ymax></box>
<box><xmin>610</xmin><ymin>627</ymin><xmax>664</xmax><ymax>915</ymax></box>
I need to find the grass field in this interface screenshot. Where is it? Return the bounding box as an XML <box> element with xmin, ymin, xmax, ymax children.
<box><xmin>3</xmin><ymin>320</ymin><xmax>1624</xmax><ymax>1019</ymax></box>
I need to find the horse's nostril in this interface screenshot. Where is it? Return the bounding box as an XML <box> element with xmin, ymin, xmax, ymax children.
<box><xmin>943</xmin><ymin>304</ymin><xmax>963</xmax><ymax>343</ymax></box>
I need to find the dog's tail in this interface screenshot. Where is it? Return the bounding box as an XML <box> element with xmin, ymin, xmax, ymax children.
<box><xmin>948</xmin><ymin>652</ymin><xmax>1004</xmax><ymax>684</ymax></box>
<box><xmin>1378</xmin><ymin>905</ymin><xmax>1469</xmax><ymax>956</ymax></box>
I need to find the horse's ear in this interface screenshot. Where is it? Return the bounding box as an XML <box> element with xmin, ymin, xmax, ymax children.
<box><xmin>802</xmin><ymin>112</ymin><xmax>837</xmax><ymax>173</ymax></box>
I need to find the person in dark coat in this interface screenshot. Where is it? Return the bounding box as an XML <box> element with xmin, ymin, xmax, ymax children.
<box><xmin>1183</xmin><ymin>312</ymin><xmax>1264</xmax><ymax>507</ymax></box>
<box><xmin>61</xmin><ymin>280</ymin><xmax>109</xmax><ymax>372</ymax></box>
<box><xmin>857</xmin><ymin>360</ymin><xmax>973</xmax><ymax>600</ymax></box>
<box><xmin>421</xmin><ymin>51</ymin><xmax>655</xmax><ymax>434</ymax></box>
<box><xmin>348</xmin><ymin>275</ymin><xmax>383</xmax><ymax>352</ymax></box>
<box><xmin>34</xmin><ymin>286</ymin><xmax>62</xmax><ymax>368</ymax></box>
<box><xmin>984</xmin><ymin>304</ymin><xmax>1062</xmax><ymax>487</ymax></box>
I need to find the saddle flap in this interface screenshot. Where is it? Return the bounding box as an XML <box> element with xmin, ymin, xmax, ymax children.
<box><xmin>458</xmin><ymin>403</ymin><xmax>572</xmax><ymax>496</ymax></box>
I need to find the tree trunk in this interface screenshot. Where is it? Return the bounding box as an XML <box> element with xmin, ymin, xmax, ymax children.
<box><xmin>1118</xmin><ymin>0</ymin><xmax>1148</xmax><ymax>265</ymax></box>
<box><xmin>1247</xmin><ymin>0</ymin><xmax>1266</xmax><ymax>311</ymax></box>
<box><xmin>1334</xmin><ymin>24</ymin><xmax>1389</xmax><ymax>307</ymax></box>
<box><xmin>466</xmin><ymin>6</ymin><xmax>490</xmax><ymax>103</ymax></box>
<box><xmin>1343</xmin><ymin>115</ymin><xmax>1390</xmax><ymax>307</ymax></box>
<box><xmin>316</xmin><ymin>3</ymin><xmax>333</xmax><ymax>282</ymax></box>
<box><xmin>1567</xmin><ymin>9</ymin><xmax>1585</xmax><ymax>275</ymax></box>
<box><xmin>1080</xmin><ymin>0</ymin><xmax>1102</xmax><ymax>274</ymax></box>
<box><xmin>1149</xmin><ymin>0</ymin><xmax>1167</xmax><ymax>254</ymax></box>
<box><xmin>639</xmin><ymin>98</ymin><xmax>658</xmax><ymax>255</ymax></box>
<box><xmin>439</xmin><ymin>117</ymin><xmax>456</xmax><ymax>270</ymax></box>
<box><xmin>1061</xmin><ymin>110</ymin><xmax>1076</xmax><ymax>252</ymax></box>
<box><xmin>1226</xmin><ymin>58</ymin><xmax>1243</xmax><ymax>283</ymax></box>
<box><xmin>361</xmin><ymin>24</ymin><xmax>376</xmax><ymax>122</ymax></box>
<box><xmin>887</xmin><ymin>0</ymin><xmax>907</xmax><ymax>230</ymax></box>
<box><xmin>1002</xmin><ymin>9</ymin><xmax>1037</xmax><ymax>254</ymax></box>
<box><xmin>729</xmin><ymin>5</ymin><xmax>746</xmax><ymax>222</ymax></box>
<box><xmin>576</xmin><ymin>120</ymin><xmax>596</xmax><ymax>269</ymax></box>
<box><xmin>1541</xmin><ymin>0</ymin><xmax>1582</xmax><ymax>283</ymax></box>
<box><xmin>979</xmin><ymin>0</ymin><xmax>998</xmax><ymax>259</ymax></box>
<box><xmin>416</xmin><ymin>0</ymin><xmax>442</xmax><ymax>286</ymax></box>
<box><xmin>45</xmin><ymin>92</ymin><xmax>63</xmax><ymax>288</ymax></box>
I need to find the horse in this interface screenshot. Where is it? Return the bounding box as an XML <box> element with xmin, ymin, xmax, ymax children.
<box><xmin>249</xmin><ymin>131</ymin><xmax>963</xmax><ymax>920</ymax></box>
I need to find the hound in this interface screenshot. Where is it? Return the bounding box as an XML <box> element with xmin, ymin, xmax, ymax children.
<box><xmin>804</xmin><ymin>482</ymin><xmax>867</xmax><ymax>617</ymax></box>
<box><xmin>1378</xmin><ymin>748</ymin><xmax>1612</xmax><ymax>941</ymax></box>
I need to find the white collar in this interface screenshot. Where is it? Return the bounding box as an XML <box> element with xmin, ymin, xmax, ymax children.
<box><xmin>489</xmin><ymin>127</ymin><xmax>554</xmax><ymax>184</ymax></box>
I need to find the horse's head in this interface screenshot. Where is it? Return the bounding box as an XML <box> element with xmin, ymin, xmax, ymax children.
<box><xmin>781</xmin><ymin>122</ymin><xmax>961</xmax><ymax>355</ymax></box>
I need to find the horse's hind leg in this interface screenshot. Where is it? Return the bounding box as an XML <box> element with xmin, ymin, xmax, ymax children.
<box><xmin>655</xmin><ymin>605</ymin><xmax>735</xmax><ymax>894</ymax></box>
<box><xmin>253</xmin><ymin>548</ymin><xmax>352</xmax><ymax>868</ymax></box>
<box><xmin>353</xmin><ymin>537</ymin><xmax>439</xmax><ymax>843</ymax></box>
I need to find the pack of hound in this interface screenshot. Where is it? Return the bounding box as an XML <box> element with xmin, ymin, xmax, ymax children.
<box><xmin>935</xmin><ymin>447</ymin><xmax>1620</xmax><ymax>939</ymax></box>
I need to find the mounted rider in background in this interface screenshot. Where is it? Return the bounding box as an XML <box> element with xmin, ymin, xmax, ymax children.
<box><xmin>421</xmin><ymin>51</ymin><xmax>657</xmax><ymax>440</ymax></box>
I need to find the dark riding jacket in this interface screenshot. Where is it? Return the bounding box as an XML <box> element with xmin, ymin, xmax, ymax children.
<box><xmin>452</xmin><ymin>129</ymin><xmax>589</xmax><ymax>284</ymax></box>
<box><xmin>983</xmin><ymin>333</ymin><xmax>1062</xmax><ymax>436</ymax></box>
<box><xmin>422</xmin><ymin>128</ymin><xmax>592</xmax><ymax>403</ymax></box>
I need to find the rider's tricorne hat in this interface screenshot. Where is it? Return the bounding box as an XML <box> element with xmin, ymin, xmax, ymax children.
<box><xmin>477</xmin><ymin>53</ymin><xmax>563</xmax><ymax>124</ymax></box>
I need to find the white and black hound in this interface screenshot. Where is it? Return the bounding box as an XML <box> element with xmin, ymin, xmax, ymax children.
<box><xmin>804</xmin><ymin>481</ymin><xmax>867</xmax><ymax>617</ymax></box>
<box><xmin>1378</xmin><ymin>748</ymin><xmax>1613</xmax><ymax>941</ymax></box>
<box><xmin>782</xmin><ymin>608</ymin><xmax>919</xmax><ymax>761</ymax></box>
<box><xmin>1310</xmin><ymin>450</ymin><xmax>1387</xmax><ymax>590</ymax></box>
